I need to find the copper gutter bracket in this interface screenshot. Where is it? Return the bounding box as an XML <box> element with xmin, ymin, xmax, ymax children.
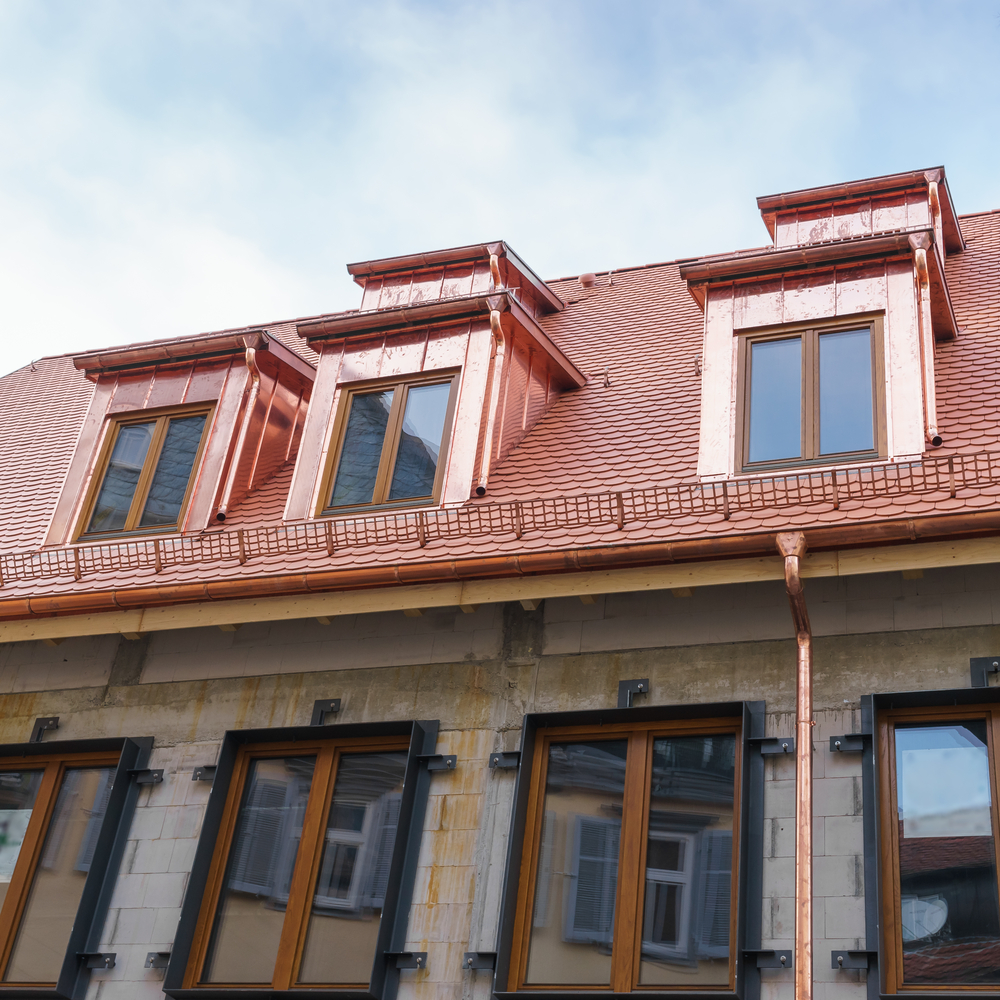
<box><xmin>776</xmin><ymin>530</ymin><xmax>812</xmax><ymax>1000</ymax></box>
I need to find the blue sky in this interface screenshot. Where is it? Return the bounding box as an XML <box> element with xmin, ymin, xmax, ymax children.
<box><xmin>1</xmin><ymin>0</ymin><xmax>998</xmax><ymax>376</ymax></box>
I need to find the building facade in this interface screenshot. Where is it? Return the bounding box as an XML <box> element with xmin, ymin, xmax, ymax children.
<box><xmin>1</xmin><ymin>166</ymin><xmax>999</xmax><ymax>1000</ymax></box>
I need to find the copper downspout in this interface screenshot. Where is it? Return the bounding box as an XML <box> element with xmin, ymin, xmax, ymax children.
<box><xmin>475</xmin><ymin>309</ymin><xmax>507</xmax><ymax>496</ymax></box>
<box><xmin>216</xmin><ymin>338</ymin><xmax>262</xmax><ymax>521</ymax></box>
<box><xmin>777</xmin><ymin>531</ymin><xmax>812</xmax><ymax>1000</ymax></box>
<box><xmin>909</xmin><ymin>232</ymin><xmax>943</xmax><ymax>448</ymax></box>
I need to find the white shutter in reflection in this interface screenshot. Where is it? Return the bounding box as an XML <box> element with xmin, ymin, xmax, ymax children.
<box><xmin>565</xmin><ymin>815</ymin><xmax>620</xmax><ymax>944</ymax></box>
<box><xmin>694</xmin><ymin>830</ymin><xmax>732</xmax><ymax>959</ymax></box>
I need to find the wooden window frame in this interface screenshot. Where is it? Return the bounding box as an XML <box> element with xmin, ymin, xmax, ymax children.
<box><xmin>76</xmin><ymin>403</ymin><xmax>215</xmax><ymax>540</ymax></box>
<box><xmin>0</xmin><ymin>736</ymin><xmax>151</xmax><ymax>1000</ymax></box>
<box><xmin>495</xmin><ymin>702</ymin><xmax>762</xmax><ymax>1000</ymax></box>
<box><xmin>164</xmin><ymin>719</ymin><xmax>440</xmax><ymax>1000</ymax></box>
<box><xmin>877</xmin><ymin>701</ymin><xmax>1000</xmax><ymax>994</ymax></box>
<box><xmin>318</xmin><ymin>370</ymin><xmax>460</xmax><ymax>516</ymax></box>
<box><xmin>735</xmin><ymin>314</ymin><xmax>887</xmax><ymax>474</ymax></box>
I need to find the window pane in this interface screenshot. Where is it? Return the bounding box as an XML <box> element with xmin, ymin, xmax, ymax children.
<box><xmin>138</xmin><ymin>414</ymin><xmax>208</xmax><ymax>527</ymax></box>
<box><xmin>5</xmin><ymin>768</ymin><xmax>114</xmax><ymax>984</ymax></box>
<box><xmin>203</xmin><ymin>757</ymin><xmax>315</xmax><ymax>985</ymax></box>
<box><xmin>819</xmin><ymin>329</ymin><xmax>874</xmax><ymax>455</ymax></box>
<box><xmin>330</xmin><ymin>391</ymin><xmax>394</xmax><ymax>507</ymax></box>
<box><xmin>639</xmin><ymin>735</ymin><xmax>735</xmax><ymax>985</ymax></box>
<box><xmin>297</xmin><ymin>751</ymin><xmax>408</xmax><ymax>984</ymax></box>
<box><xmin>86</xmin><ymin>422</ymin><xmax>155</xmax><ymax>532</ymax></box>
<box><xmin>748</xmin><ymin>338</ymin><xmax>801</xmax><ymax>463</ymax></box>
<box><xmin>0</xmin><ymin>771</ymin><xmax>44</xmax><ymax>916</ymax></box>
<box><xmin>524</xmin><ymin>740</ymin><xmax>628</xmax><ymax>986</ymax></box>
<box><xmin>895</xmin><ymin>722</ymin><xmax>1000</xmax><ymax>984</ymax></box>
<box><xmin>387</xmin><ymin>382</ymin><xmax>451</xmax><ymax>501</ymax></box>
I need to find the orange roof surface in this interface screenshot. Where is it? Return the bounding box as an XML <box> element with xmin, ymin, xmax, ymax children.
<box><xmin>2</xmin><ymin>211</ymin><xmax>1000</xmax><ymax>609</ymax></box>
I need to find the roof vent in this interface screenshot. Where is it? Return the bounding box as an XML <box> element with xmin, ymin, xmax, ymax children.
<box><xmin>579</xmin><ymin>273</ymin><xmax>597</xmax><ymax>288</ymax></box>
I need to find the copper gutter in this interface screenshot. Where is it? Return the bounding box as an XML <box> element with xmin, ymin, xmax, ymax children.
<box><xmin>216</xmin><ymin>338</ymin><xmax>262</xmax><ymax>522</ymax></box>
<box><xmin>777</xmin><ymin>532</ymin><xmax>812</xmax><ymax>1000</ymax></box>
<box><xmin>73</xmin><ymin>329</ymin><xmax>269</xmax><ymax>376</ymax></box>
<box><xmin>5</xmin><ymin>508</ymin><xmax>1000</xmax><ymax>623</ymax></box>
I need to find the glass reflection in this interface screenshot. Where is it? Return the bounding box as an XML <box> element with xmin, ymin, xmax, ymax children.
<box><xmin>330</xmin><ymin>391</ymin><xmax>394</xmax><ymax>507</ymax></box>
<box><xmin>5</xmin><ymin>768</ymin><xmax>114</xmax><ymax>983</ymax></box>
<box><xmin>139</xmin><ymin>414</ymin><xmax>207</xmax><ymax>526</ymax></box>
<box><xmin>895</xmin><ymin>722</ymin><xmax>1000</xmax><ymax>984</ymax></box>
<box><xmin>819</xmin><ymin>329</ymin><xmax>873</xmax><ymax>455</ymax></box>
<box><xmin>297</xmin><ymin>752</ymin><xmax>407</xmax><ymax>984</ymax></box>
<box><xmin>87</xmin><ymin>422</ymin><xmax>155</xmax><ymax>532</ymax></box>
<box><xmin>639</xmin><ymin>735</ymin><xmax>735</xmax><ymax>985</ymax></box>
<box><xmin>748</xmin><ymin>338</ymin><xmax>801</xmax><ymax>463</ymax></box>
<box><xmin>524</xmin><ymin>740</ymin><xmax>628</xmax><ymax>986</ymax></box>
<box><xmin>203</xmin><ymin>757</ymin><xmax>315</xmax><ymax>984</ymax></box>
<box><xmin>0</xmin><ymin>771</ymin><xmax>43</xmax><ymax>917</ymax></box>
<box><xmin>388</xmin><ymin>383</ymin><xmax>450</xmax><ymax>501</ymax></box>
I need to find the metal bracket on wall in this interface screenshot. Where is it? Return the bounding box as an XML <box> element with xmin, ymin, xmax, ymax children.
<box><xmin>78</xmin><ymin>953</ymin><xmax>116</xmax><ymax>970</ymax></box>
<box><xmin>830</xmin><ymin>734</ymin><xmax>867</xmax><ymax>752</ymax></box>
<box><xmin>618</xmin><ymin>678</ymin><xmax>649</xmax><ymax>709</ymax></box>
<box><xmin>129</xmin><ymin>769</ymin><xmax>164</xmax><ymax>785</ymax></box>
<box><xmin>749</xmin><ymin>736</ymin><xmax>795</xmax><ymax>755</ymax></box>
<box><xmin>745</xmin><ymin>949</ymin><xmax>792</xmax><ymax>969</ymax></box>
<box><xmin>144</xmin><ymin>952</ymin><xmax>171</xmax><ymax>970</ymax></box>
<box><xmin>417</xmin><ymin>754</ymin><xmax>457</xmax><ymax>771</ymax></box>
<box><xmin>831</xmin><ymin>950</ymin><xmax>876</xmax><ymax>970</ymax></box>
<box><xmin>463</xmin><ymin>952</ymin><xmax>496</xmax><ymax>970</ymax></box>
<box><xmin>310</xmin><ymin>698</ymin><xmax>341</xmax><ymax>725</ymax></box>
<box><xmin>387</xmin><ymin>951</ymin><xmax>427</xmax><ymax>970</ymax></box>
<box><xmin>29</xmin><ymin>716</ymin><xmax>58</xmax><ymax>743</ymax></box>
<box><xmin>192</xmin><ymin>765</ymin><xmax>217</xmax><ymax>782</ymax></box>
<box><xmin>489</xmin><ymin>751</ymin><xmax>521</xmax><ymax>769</ymax></box>
<box><xmin>971</xmin><ymin>657</ymin><xmax>1000</xmax><ymax>688</ymax></box>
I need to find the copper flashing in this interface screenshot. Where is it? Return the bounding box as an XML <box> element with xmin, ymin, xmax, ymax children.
<box><xmin>5</xmin><ymin>508</ymin><xmax>1000</xmax><ymax>623</ymax></box>
<box><xmin>346</xmin><ymin>240</ymin><xmax>565</xmax><ymax>313</ymax></box>
<box><xmin>297</xmin><ymin>292</ymin><xmax>585</xmax><ymax>389</ymax></box>
<box><xmin>757</xmin><ymin>167</ymin><xmax>964</xmax><ymax>253</ymax></box>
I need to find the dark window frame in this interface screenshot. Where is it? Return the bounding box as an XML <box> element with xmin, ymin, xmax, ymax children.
<box><xmin>76</xmin><ymin>404</ymin><xmax>215</xmax><ymax>540</ymax></box>
<box><xmin>0</xmin><ymin>735</ymin><xmax>152</xmax><ymax>1000</ymax></box>
<box><xmin>735</xmin><ymin>314</ymin><xmax>887</xmax><ymax>474</ymax></box>
<box><xmin>861</xmin><ymin>688</ymin><xmax>1000</xmax><ymax>1000</ymax></box>
<box><xmin>163</xmin><ymin>719</ymin><xmax>439</xmax><ymax>1000</ymax></box>
<box><xmin>318</xmin><ymin>370</ymin><xmax>460</xmax><ymax>516</ymax></box>
<box><xmin>493</xmin><ymin>701</ymin><xmax>766</xmax><ymax>1000</ymax></box>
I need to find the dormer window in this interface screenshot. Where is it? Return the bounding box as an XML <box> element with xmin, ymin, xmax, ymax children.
<box><xmin>321</xmin><ymin>372</ymin><xmax>458</xmax><ymax>512</ymax></box>
<box><xmin>79</xmin><ymin>406</ymin><xmax>212</xmax><ymax>537</ymax></box>
<box><xmin>739</xmin><ymin>317</ymin><xmax>885</xmax><ymax>471</ymax></box>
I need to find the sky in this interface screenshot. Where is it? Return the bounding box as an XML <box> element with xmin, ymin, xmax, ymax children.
<box><xmin>1</xmin><ymin>0</ymin><xmax>998</xmax><ymax>377</ymax></box>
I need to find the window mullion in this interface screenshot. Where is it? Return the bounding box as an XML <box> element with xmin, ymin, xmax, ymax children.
<box><xmin>371</xmin><ymin>385</ymin><xmax>408</xmax><ymax>503</ymax></box>
<box><xmin>123</xmin><ymin>416</ymin><xmax>170</xmax><ymax>530</ymax></box>
<box><xmin>272</xmin><ymin>744</ymin><xmax>338</xmax><ymax>989</ymax></box>
<box><xmin>0</xmin><ymin>761</ymin><xmax>62</xmax><ymax>979</ymax></box>
<box><xmin>611</xmin><ymin>730</ymin><xmax>650</xmax><ymax>994</ymax></box>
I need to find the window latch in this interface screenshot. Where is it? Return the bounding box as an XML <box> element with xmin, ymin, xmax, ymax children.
<box><xmin>464</xmin><ymin>951</ymin><xmax>496</xmax><ymax>970</ymax></box>
<box><xmin>128</xmin><ymin>768</ymin><xmax>164</xmax><ymax>785</ymax></box>
<box><xmin>831</xmin><ymin>950</ymin><xmax>875</xmax><ymax>970</ymax></box>
<box><xmin>617</xmin><ymin>678</ymin><xmax>649</xmax><ymax>709</ymax></box>
<box><xmin>387</xmin><ymin>951</ymin><xmax>427</xmax><ymax>970</ymax></box>
<box><xmin>745</xmin><ymin>949</ymin><xmax>792</xmax><ymax>969</ymax></box>
<box><xmin>489</xmin><ymin>751</ymin><xmax>520</xmax><ymax>769</ymax></box>
<box><xmin>78</xmin><ymin>952</ymin><xmax>116</xmax><ymax>970</ymax></box>
<box><xmin>970</xmin><ymin>656</ymin><xmax>1000</xmax><ymax>688</ymax></box>
<box><xmin>311</xmin><ymin>698</ymin><xmax>341</xmax><ymax>725</ymax></box>
<box><xmin>417</xmin><ymin>754</ymin><xmax>457</xmax><ymax>771</ymax></box>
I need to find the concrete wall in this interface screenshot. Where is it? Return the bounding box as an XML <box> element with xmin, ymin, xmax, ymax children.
<box><xmin>2</xmin><ymin>564</ymin><xmax>999</xmax><ymax>999</ymax></box>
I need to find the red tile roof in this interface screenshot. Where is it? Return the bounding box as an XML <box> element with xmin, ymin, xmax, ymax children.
<box><xmin>3</xmin><ymin>212</ymin><xmax>1000</xmax><ymax>611</ymax></box>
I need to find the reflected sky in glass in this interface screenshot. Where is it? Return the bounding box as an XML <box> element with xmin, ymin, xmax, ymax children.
<box><xmin>819</xmin><ymin>329</ymin><xmax>873</xmax><ymax>455</ymax></box>
<box><xmin>748</xmin><ymin>338</ymin><xmax>800</xmax><ymax>463</ymax></box>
